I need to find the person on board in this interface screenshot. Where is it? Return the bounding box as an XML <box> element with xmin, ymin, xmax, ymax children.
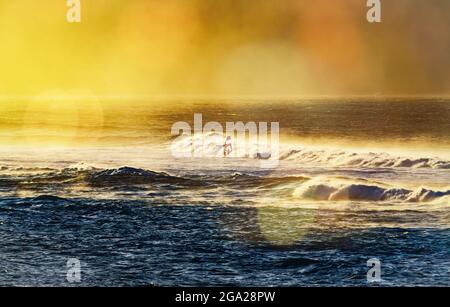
<box><xmin>224</xmin><ymin>136</ymin><xmax>233</xmax><ymax>157</ymax></box>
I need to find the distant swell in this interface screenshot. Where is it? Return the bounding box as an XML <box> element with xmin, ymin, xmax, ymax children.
<box><xmin>0</xmin><ymin>166</ymin><xmax>200</xmax><ymax>189</ymax></box>
<box><xmin>87</xmin><ymin>167</ymin><xmax>198</xmax><ymax>187</ymax></box>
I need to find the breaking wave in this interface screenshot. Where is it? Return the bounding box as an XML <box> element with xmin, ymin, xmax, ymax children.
<box><xmin>171</xmin><ymin>132</ymin><xmax>272</xmax><ymax>159</ymax></box>
<box><xmin>1</xmin><ymin>132</ymin><xmax>449</xmax><ymax>204</ymax></box>
<box><xmin>292</xmin><ymin>176</ymin><xmax>450</xmax><ymax>203</ymax></box>
<box><xmin>280</xmin><ymin>148</ymin><xmax>450</xmax><ymax>169</ymax></box>
<box><xmin>170</xmin><ymin>132</ymin><xmax>450</xmax><ymax>169</ymax></box>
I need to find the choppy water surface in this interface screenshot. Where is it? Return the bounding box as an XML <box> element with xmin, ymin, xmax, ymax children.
<box><xmin>0</xmin><ymin>98</ymin><xmax>449</xmax><ymax>286</ymax></box>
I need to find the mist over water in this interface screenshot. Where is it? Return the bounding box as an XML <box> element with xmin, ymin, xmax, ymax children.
<box><xmin>2</xmin><ymin>98</ymin><xmax>450</xmax><ymax>149</ymax></box>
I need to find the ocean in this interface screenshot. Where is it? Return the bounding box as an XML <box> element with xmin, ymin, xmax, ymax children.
<box><xmin>0</xmin><ymin>98</ymin><xmax>449</xmax><ymax>286</ymax></box>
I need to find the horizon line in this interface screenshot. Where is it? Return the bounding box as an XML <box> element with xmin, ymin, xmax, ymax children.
<box><xmin>1</xmin><ymin>94</ymin><xmax>450</xmax><ymax>102</ymax></box>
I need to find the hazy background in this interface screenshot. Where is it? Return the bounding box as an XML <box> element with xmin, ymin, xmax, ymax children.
<box><xmin>0</xmin><ymin>0</ymin><xmax>449</xmax><ymax>97</ymax></box>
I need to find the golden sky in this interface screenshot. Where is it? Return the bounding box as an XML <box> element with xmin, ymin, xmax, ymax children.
<box><xmin>0</xmin><ymin>0</ymin><xmax>449</xmax><ymax>97</ymax></box>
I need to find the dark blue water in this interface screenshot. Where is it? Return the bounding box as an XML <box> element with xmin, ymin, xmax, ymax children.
<box><xmin>1</xmin><ymin>197</ymin><xmax>448</xmax><ymax>286</ymax></box>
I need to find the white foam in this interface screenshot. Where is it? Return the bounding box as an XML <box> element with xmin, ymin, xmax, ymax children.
<box><xmin>292</xmin><ymin>176</ymin><xmax>450</xmax><ymax>203</ymax></box>
<box><xmin>171</xmin><ymin>131</ymin><xmax>273</xmax><ymax>159</ymax></box>
<box><xmin>280</xmin><ymin>147</ymin><xmax>450</xmax><ymax>169</ymax></box>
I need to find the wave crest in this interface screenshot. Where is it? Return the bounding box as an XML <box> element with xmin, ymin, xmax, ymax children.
<box><xmin>293</xmin><ymin>176</ymin><xmax>450</xmax><ymax>203</ymax></box>
<box><xmin>280</xmin><ymin>148</ymin><xmax>450</xmax><ymax>169</ymax></box>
